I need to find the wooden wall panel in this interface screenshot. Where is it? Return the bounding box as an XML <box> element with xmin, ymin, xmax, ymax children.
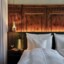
<box><xmin>51</xmin><ymin>15</ymin><xmax>64</xmax><ymax>32</ymax></box>
<box><xmin>22</xmin><ymin>5</ymin><xmax>47</xmax><ymax>32</ymax></box>
<box><xmin>47</xmin><ymin>6</ymin><xmax>64</xmax><ymax>32</ymax></box>
<box><xmin>8</xmin><ymin>5</ymin><xmax>22</xmax><ymax>32</ymax></box>
<box><xmin>8</xmin><ymin>5</ymin><xmax>64</xmax><ymax>32</ymax></box>
<box><xmin>25</xmin><ymin>14</ymin><xmax>46</xmax><ymax>32</ymax></box>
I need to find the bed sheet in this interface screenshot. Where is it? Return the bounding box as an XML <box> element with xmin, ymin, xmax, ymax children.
<box><xmin>17</xmin><ymin>48</ymin><xmax>64</xmax><ymax>64</ymax></box>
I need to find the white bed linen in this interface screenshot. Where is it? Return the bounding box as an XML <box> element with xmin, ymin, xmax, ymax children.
<box><xmin>17</xmin><ymin>48</ymin><xmax>64</xmax><ymax>64</ymax></box>
<box><xmin>58</xmin><ymin>49</ymin><xmax>64</xmax><ymax>57</ymax></box>
<box><xmin>54</xmin><ymin>33</ymin><xmax>64</xmax><ymax>50</ymax></box>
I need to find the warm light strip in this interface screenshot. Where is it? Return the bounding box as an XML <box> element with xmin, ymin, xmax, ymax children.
<box><xmin>12</xmin><ymin>21</ymin><xmax>16</xmax><ymax>32</ymax></box>
<box><xmin>16</xmin><ymin>29</ymin><xmax>64</xmax><ymax>32</ymax></box>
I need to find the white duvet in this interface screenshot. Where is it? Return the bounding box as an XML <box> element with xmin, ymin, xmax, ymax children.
<box><xmin>18</xmin><ymin>48</ymin><xmax>64</xmax><ymax>64</ymax></box>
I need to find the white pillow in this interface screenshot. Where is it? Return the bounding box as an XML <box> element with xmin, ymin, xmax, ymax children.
<box><xmin>54</xmin><ymin>33</ymin><xmax>64</xmax><ymax>57</ymax></box>
<box><xmin>26</xmin><ymin>33</ymin><xmax>53</xmax><ymax>50</ymax></box>
<box><xmin>58</xmin><ymin>49</ymin><xmax>64</xmax><ymax>57</ymax></box>
<box><xmin>54</xmin><ymin>33</ymin><xmax>64</xmax><ymax>50</ymax></box>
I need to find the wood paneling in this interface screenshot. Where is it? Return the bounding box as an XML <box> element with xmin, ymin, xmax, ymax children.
<box><xmin>8</xmin><ymin>5</ymin><xmax>22</xmax><ymax>31</ymax></box>
<box><xmin>8</xmin><ymin>5</ymin><xmax>64</xmax><ymax>32</ymax></box>
<box><xmin>24</xmin><ymin>13</ymin><xmax>46</xmax><ymax>32</ymax></box>
<box><xmin>47</xmin><ymin>6</ymin><xmax>64</xmax><ymax>32</ymax></box>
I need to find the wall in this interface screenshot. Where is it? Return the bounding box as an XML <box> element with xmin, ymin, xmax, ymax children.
<box><xmin>8</xmin><ymin>0</ymin><xmax>64</xmax><ymax>4</ymax></box>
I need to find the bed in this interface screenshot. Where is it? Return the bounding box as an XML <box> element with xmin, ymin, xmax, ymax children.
<box><xmin>17</xmin><ymin>32</ymin><xmax>64</xmax><ymax>64</ymax></box>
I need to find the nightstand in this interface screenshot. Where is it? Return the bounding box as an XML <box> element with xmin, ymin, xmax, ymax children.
<box><xmin>7</xmin><ymin>48</ymin><xmax>24</xmax><ymax>64</ymax></box>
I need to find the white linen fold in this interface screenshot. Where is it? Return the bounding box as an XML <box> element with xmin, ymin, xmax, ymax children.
<box><xmin>18</xmin><ymin>48</ymin><xmax>64</xmax><ymax>64</ymax></box>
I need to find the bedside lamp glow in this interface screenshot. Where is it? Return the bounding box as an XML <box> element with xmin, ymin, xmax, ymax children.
<box><xmin>17</xmin><ymin>39</ymin><xmax>22</xmax><ymax>50</ymax></box>
<box><xmin>12</xmin><ymin>21</ymin><xmax>16</xmax><ymax>32</ymax></box>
